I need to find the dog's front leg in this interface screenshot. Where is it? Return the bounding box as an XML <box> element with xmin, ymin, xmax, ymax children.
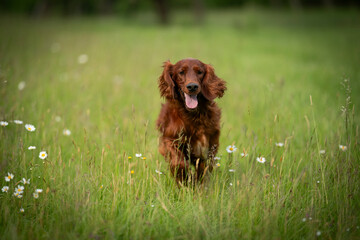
<box><xmin>160</xmin><ymin>138</ymin><xmax>189</xmax><ymax>184</ymax></box>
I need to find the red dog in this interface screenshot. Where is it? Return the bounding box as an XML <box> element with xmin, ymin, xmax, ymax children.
<box><xmin>156</xmin><ymin>58</ymin><xmax>226</xmax><ymax>184</ymax></box>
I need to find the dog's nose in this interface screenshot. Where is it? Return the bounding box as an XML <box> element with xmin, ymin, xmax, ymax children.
<box><xmin>186</xmin><ymin>83</ymin><xmax>199</xmax><ymax>93</ymax></box>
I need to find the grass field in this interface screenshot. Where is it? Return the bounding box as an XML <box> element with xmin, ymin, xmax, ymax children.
<box><xmin>0</xmin><ymin>8</ymin><xmax>360</xmax><ymax>239</ymax></box>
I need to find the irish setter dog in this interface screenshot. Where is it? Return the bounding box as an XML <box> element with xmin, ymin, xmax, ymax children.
<box><xmin>156</xmin><ymin>58</ymin><xmax>226</xmax><ymax>184</ymax></box>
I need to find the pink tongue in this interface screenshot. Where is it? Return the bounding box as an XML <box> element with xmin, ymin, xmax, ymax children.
<box><xmin>184</xmin><ymin>93</ymin><xmax>198</xmax><ymax>109</ymax></box>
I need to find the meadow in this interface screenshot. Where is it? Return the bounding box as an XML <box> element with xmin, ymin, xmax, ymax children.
<box><xmin>0</xmin><ymin>8</ymin><xmax>360</xmax><ymax>239</ymax></box>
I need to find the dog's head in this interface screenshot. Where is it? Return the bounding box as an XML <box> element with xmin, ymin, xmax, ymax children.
<box><xmin>158</xmin><ymin>58</ymin><xmax>226</xmax><ymax>110</ymax></box>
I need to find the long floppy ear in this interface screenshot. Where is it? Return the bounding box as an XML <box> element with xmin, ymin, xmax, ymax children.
<box><xmin>158</xmin><ymin>61</ymin><xmax>175</xmax><ymax>99</ymax></box>
<box><xmin>201</xmin><ymin>64</ymin><xmax>227</xmax><ymax>101</ymax></box>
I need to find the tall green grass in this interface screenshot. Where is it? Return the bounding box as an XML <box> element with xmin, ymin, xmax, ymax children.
<box><xmin>0</xmin><ymin>9</ymin><xmax>359</xmax><ymax>239</ymax></box>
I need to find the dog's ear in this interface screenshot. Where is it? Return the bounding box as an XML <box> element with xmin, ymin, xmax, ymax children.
<box><xmin>201</xmin><ymin>64</ymin><xmax>227</xmax><ymax>101</ymax></box>
<box><xmin>158</xmin><ymin>61</ymin><xmax>175</xmax><ymax>99</ymax></box>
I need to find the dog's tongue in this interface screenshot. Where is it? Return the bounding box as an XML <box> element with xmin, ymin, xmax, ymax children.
<box><xmin>184</xmin><ymin>93</ymin><xmax>198</xmax><ymax>109</ymax></box>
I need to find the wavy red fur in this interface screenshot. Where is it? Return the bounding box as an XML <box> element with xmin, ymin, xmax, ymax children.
<box><xmin>156</xmin><ymin>58</ymin><xmax>227</xmax><ymax>184</ymax></box>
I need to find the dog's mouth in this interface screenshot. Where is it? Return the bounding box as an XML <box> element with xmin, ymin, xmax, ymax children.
<box><xmin>184</xmin><ymin>92</ymin><xmax>198</xmax><ymax>109</ymax></box>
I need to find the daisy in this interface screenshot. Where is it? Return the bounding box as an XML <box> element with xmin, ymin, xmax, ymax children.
<box><xmin>319</xmin><ymin>150</ymin><xmax>325</xmax><ymax>154</ymax></box>
<box><xmin>20</xmin><ymin>207</ymin><xmax>25</xmax><ymax>213</ymax></box>
<box><xmin>15</xmin><ymin>193</ymin><xmax>23</xmax><ymax>198</ymax></box>
<box><xmin>275</xmin><ymin>142</ymin><xmax>284</xmax><ymax>147</ymax></box>
<box><xmin>151</xmin><ymin>204</ymin><xmax>155</xmax><ymax>207</ymax></box>
<box><xmin>5</xmin><ymin>172</ymin><xmax>14</xmax><ymax>182</ymax></box>
<box><xmin>18</xmin><ymin>81</ymin><xmax>26</xmax><ymax>91</ymax></box>
<box><xmin>0</xmin><ymin>121</ymin><xmax>8</xmax><ymax>126</ymax></box>
<box><xmin>216</xmin><ymin>163</ymin><xmax>220</xmax><ymax>167</ymax></box>
<box><xmin>2</xmin><ymin>186</ymin><xmax>9</xmax><ymax>192</ymax></box>
<box><xmin>78</xmin><ymin>54</ymin><xmax>88</xmax><ymax>64</ymax></box>
<box><xmin>130</xmin><ymin>170</ymin><xmax>134</xmax><ymax>175</ymax></box>
<box><xmin>214</xmin><ymin>156</ymin><xmax>221</xmax><ymax>160</ymax></box>
<box><xmin>226</xmin><ymin>145</ymin><xmax>237</xmax><ymax>153</ymax></box>
<box><xmin>229</xmin><ymin>183</ymin><xmax>233</xmax><ymax>186</ymax></box>
<box><xmin>33</xmin><ymin>192</ymin><xmax>39</xmax><ymax>199</ymax></box>
<box><xmin>39</xmin><ymin>151</ymin><xmax>47</xmax><ymax>159</ymax></box>
<box><xmin>100</xmin><ymin>185</ymin><xmax>103</xmax><ymax>189</ymax></box>
<box><xmin>229</xmin><ymin>169</ymin><xmax>235</xmax><ymax>172</ymax></box>
<box><xmin>142</xmin><ymin>157</ymin><xmax>146</xmax><ymax>160</ymax></box>
<box><xmin>339</xmin><ymin>145</ymin><xmax>347</xmax><ymax>151</ymax></box>
<box><xmin>240</xmin><ymin>153</ymin><xmax>248</xmax><ymax>157</ymax></box>
<box><xmin>63</xmin><ymin>129</ymin><xmax>71</xmax><ymax>136</ymax></box>
<box><xmin>25</xmin><ymin>124</ymin><xmax>36</xmax><ymax>132</ymax></box>
<box><xmin>316</xmin><ymin>231</ymin><xmax>321</xmax><ymax>236</ymax></box>
<box><xmin>155</xmin><ymin>169</ymin><xmax>163</xmax><ymax>175</ymax></box>
<box><xmin>302</xmin><ymin>218</ymin><xmax>306</xmax><ymax>222</ymax></box>
<box><xmin>128</xmin><ymin>156</ymin><xmax>132</xmax><ymax>160</ymax></box>
<box><xmin>28</xmin><ymin>146</ymin><xmax>36</xmax><ymax>150</ymax></box>
<box><xmin>13</xmin><ymin>120</ymin><xmax>23</xmax><ymax>124</ymax></box>
<box><xmin>22</xmin><ymin>178</ymin><xmax>30</xmax><ymax>185</ymax></box>
<box><xmin>135</xmin><ymin>153</ymin><xmax>142</xmax><ymax>158</ymax></box>
<box><xmin>15</xmin><ymin>185</ymin><xmax>24</xmax><ymax>194</ymax></box>
<box><xmin>36</xmin><ymin>189</ymin><xmax>43</xmax><ymax>193</ymax></box>
<box><xmin>256</xmin><ymin>157</ymin><xmax>266</xmax><ymax>163</ymax></box>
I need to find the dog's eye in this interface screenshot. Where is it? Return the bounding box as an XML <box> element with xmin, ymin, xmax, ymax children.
<box><xmin>179</xmin><ymin>70</ymin><xmax>185</xmax><ymax>75</ymax></box>
<box><xmin>197</xmin><ymin>71</ymin><xmax>203</xmax><ymax>75</ymax></box>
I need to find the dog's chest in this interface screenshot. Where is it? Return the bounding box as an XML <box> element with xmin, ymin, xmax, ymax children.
<box><xmin>190</xmin><ymin>128</ymin><xmax>209</xmax><ymax>159</ymax></box>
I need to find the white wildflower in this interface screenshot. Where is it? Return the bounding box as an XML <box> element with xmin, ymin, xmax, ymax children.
<box><xmin>339</xmin><ymin>145</ymin><xmax>347</xmax><ymax>151</ymax></box>
<box><xmin>155</xmin><ymin>169</ymin><xmax>163</xmax><ymax>175</ymax></box>
<box><xmin>33</xmin><ymin>192</ymin><xmax>39</xmax><ymax>199</ymax></box>
<box><xmin>63</xmin><ymin>129</ymin><xmax>71</xmax><ymax>136</ymax></box>
<box><xmin>226</xmin><ymin>145</ymin><xmax>237</xmax><ymax>153</ymax></box>
<box><xmin>5</xmin><ymin>172</ymin><xmax>14</xmax><ymax>182</ymax></box>
<box><xmin>78</xmin><ymin>54</ymin><xmax>88</xmax><ymax>64</ymax></box>
<box><xmin>18</xmin><ymin>81</ymin><xmax>26</xmax><ymax>91</ymax></box>
<box><xmin>22</xmin><ymin>178</ymin><xmax>30</xmax><ymax>185</ymax></box>
<box><xmin>0</xmin><ymin>121</ymin><xmax>9</xmax><ymax>126</ymax></box>
<box><xmin>256</xmin><ymin>157</ymin><xmax>266</xmax><ymax>163</ymax></box>
<box><xmin>13</xmin><ymin>120</ymin><xmax>23</xmax><ymax>124</ymax></box>
<box><xmin>25</xmin><ymin>124</ymin><xmax>36</xmax><ymax>132</ymax></box>
<box><xmin>15</xmin><ymin>185</ymin><xmax>24</xmax><ymax>194</ymax></box>
<box><xmin>39</xmin><ymin>151</ymin><xmax>47</xmax><ymax>159</ymax></box>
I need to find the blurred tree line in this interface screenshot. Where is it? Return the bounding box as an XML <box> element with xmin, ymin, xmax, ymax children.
<box><xmin>0</xmin><ymin>0</ymin><xmax>359</xmax><ymax>23</ymax></box>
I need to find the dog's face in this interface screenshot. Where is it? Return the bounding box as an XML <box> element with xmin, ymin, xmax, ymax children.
<box><xmin>158</xmin><ymin>58</ymin><xmax>226</xmax><ymax>110</ymax></box>
<box><xmin>173</xmin><ymin>59</ymin><xmax>206</xmax><ymax>109</ymax></box>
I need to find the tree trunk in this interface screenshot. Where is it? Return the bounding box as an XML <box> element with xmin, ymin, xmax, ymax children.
<box><xmin>322</xmin><ymin>0</ymin><xmax>334</xmax><ymax>8</ymax></box>
<box><xmin>193</xmin><ymin>0</ymin><xmax>205</xmax><ymax>24</ymax></box>
<box><xmin>153</xmin><ymin>0</ymin><xmax>169</xmax><ymax>25</ymax></box>
<box><xmin>289</xmin><ymin>0</ymin><xmax>302</xmax><ymax>10</ymax></box>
